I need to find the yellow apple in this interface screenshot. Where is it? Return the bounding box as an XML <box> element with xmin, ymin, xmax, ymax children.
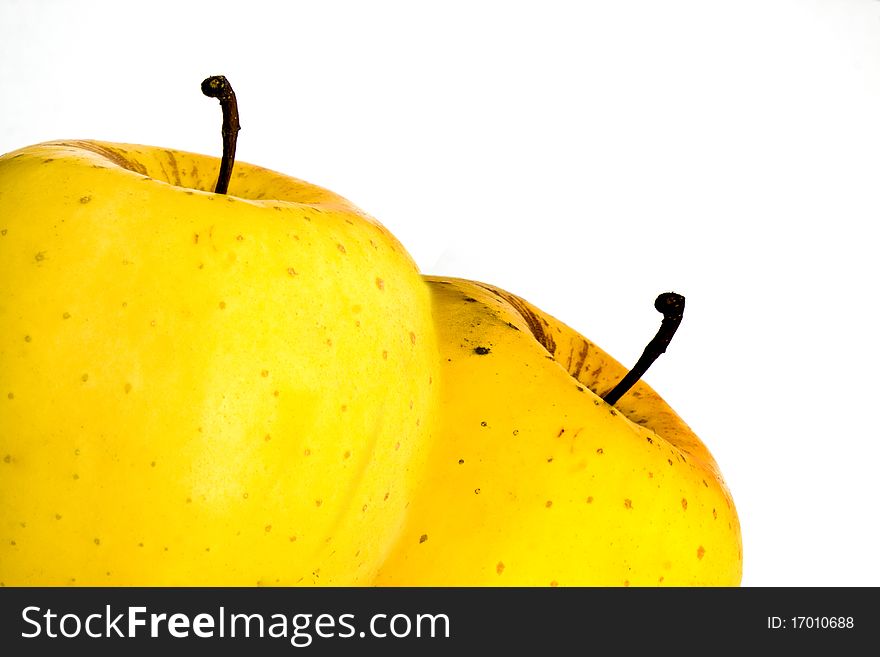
<box><xmin>0</xmin><ymin>139</ymin><xmax>440</xmax><ymax>586</ymax></box>
<box><xmin>374</xmin><ymin>277</ymin><xmax>742</xmax><ymax>586</ymax></box>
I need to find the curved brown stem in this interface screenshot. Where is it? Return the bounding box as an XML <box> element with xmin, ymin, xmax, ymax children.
<box><xmin>602</xmin><ymin>292</ymin><xmax>685</xmax><ymax>406</ymax></box>
<box><xmin>201</xmin><ymin>75</ymin><xmax>240</xmax><ymax>195</ymax></box>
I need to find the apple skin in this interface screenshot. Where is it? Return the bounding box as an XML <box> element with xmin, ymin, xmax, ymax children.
<box><xmin>374</xmin><ymin>277</ymin><xmax>742</xmax><ymax>586</ymax></box>
<box><xmin>0</xmin><ymin>140</ymin><xmax>440</xmax><ymax>586</ymax></box>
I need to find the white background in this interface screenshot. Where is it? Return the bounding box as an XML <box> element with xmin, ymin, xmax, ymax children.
<box><xmin>2</xmin><ymin>0</ymin><xmax>879</xmax><ymax>587</ymax></box>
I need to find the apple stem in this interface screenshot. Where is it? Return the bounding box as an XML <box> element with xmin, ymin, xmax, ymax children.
<box><xmin>602</xmin><ymin>292</ymin><xmax>685</xmax><ymax>406</ymax></box>
<box><xmin>201</xmin><ymin>75</ymin><xmax>241</xmax><ymax>195</ymax></box>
